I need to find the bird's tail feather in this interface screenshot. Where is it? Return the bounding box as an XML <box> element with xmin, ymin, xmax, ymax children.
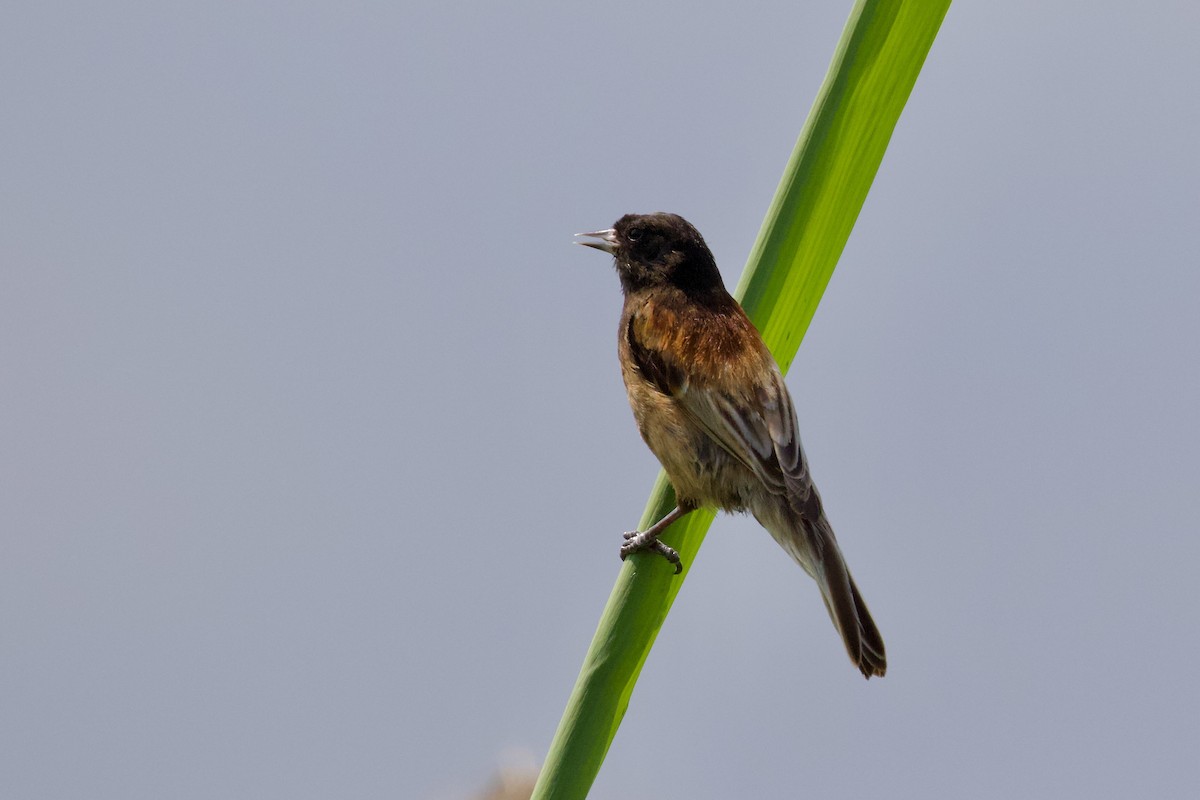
<box><xmin>755</xmin><ymin>503</ymin><xmax>886</xmax><ymax>678</ymax></box>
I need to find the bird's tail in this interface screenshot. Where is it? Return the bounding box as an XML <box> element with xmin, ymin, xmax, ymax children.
<box><xmin>754</xmin><ymin>501</ymin><xmax>887</xmax><ymax>679</ymax></box>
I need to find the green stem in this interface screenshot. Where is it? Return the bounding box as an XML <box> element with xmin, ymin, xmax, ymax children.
<box><xmin>531</xmin><ymin>2</ymin><xmax>950</xmax><ymax>797</ymax></box>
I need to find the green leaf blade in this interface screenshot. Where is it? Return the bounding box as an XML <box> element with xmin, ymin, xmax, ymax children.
<box><xmin>532</xmin><ymin>2</ymin><xmax>950</xmax><ymax>798</ymax></box>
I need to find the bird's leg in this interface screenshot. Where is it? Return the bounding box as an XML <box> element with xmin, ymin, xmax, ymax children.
<box><xmin>620</xmin><ymin>504</ymin><xmax>693</xmax><ymax>574</ymax></box>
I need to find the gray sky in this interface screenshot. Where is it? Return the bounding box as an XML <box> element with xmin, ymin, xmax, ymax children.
<box><xmin>3</xmin><ymin>2</ymin><xmax>1198</xmax><ymax>798</ymax></box>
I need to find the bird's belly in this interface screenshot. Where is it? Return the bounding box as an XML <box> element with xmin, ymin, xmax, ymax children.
<box><xmin>627</xmin><ymin>384</ymin><xmax>757</xmax><ymax>511</ymax></box>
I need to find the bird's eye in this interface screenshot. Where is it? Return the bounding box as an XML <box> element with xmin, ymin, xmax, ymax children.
<box><xmin>626</xmin><ymin>227</ymin><xmax>643</xmax><ymax>242</ymax></box>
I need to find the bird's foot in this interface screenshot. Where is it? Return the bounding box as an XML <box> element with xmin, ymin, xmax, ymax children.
<box><xmin>620</xmin><ymin>530</ymin><xmax>682</xmax><ymax>574</ymax></box>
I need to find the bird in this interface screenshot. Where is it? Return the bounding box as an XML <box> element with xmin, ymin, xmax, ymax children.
<box><xmin>576</xmin><ymin>212</ymin><xmax>886</xmax><ymax>678</ymax></box>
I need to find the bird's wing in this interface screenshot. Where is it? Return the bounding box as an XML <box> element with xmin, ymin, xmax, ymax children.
<box><xmin>626</xmin><ymin>302</ymin><xmax>814</xmax><ymax>506</ymax></box>
<box><xmin>679</xmin><ymin>361</ymin><xmax>815</xmax><ymax>505</ymax></box>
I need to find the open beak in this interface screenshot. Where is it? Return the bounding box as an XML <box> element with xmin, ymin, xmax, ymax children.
<box><xmin>574</xmin><ymin>228</ymin><xmax>618</xmax><ymax>255</ymax></box>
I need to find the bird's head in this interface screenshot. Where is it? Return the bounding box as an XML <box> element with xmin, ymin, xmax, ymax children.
<box><xmin>576</xmin><ymin>212</ymin><xmax>724</xmax><ymax>295</ymax></box>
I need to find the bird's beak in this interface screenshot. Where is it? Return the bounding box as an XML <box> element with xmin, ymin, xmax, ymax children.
<box><xmin>574</xmin><ymin>228</ymin><xmax>618</xmax><ymax>255</ymax></box>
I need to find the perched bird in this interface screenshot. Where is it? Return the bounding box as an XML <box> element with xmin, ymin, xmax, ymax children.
<box><xmin>576</xmin><ymin>212</ymin><xmax>886</xmax><ymax>678</ymax></box>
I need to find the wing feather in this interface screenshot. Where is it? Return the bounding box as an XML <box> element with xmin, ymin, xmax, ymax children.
<box><xmin>678</xmin><ymin>365</ymin><xmax>813</xmax><ymax>505</ymax></box>
<box><xmin>625</xmin><ymin>299</ymin><xmax>814</xmax><ymax>506</ymax></box>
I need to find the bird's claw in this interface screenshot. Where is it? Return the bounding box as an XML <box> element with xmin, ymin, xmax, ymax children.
<box><xmin>620</xmin><ymin>531</ymin><xmax>683</xmax><ymax>574</ymax></box>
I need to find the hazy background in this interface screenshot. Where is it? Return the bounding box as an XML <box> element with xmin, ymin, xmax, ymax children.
<box><xmin>3</xmin><ymin>2</ymin><xmax>1198</xmax><ymax>798</ymax></box>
